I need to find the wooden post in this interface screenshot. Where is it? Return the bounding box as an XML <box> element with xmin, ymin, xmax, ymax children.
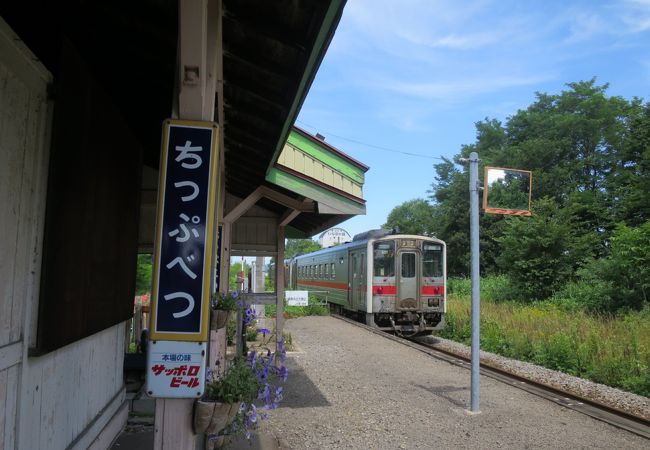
<box><xmin>276</xmin><ymin>226</ymin><xmax>285</xmax><ymax>347</ymax></box>
<box><xmin>133</xmin><ymin>304</ymin><xmax>142</xmax><ymax>351</ymax></box>
<box><xmin>155</xmin><ymin>1</ymin><xmax>222</xmax><ymax>449</ymax></box>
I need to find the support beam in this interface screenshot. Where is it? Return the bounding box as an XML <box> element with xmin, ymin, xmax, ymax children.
<box><xmin>259</xmin><ymin>185</ymin><xmax>313</xmax><ymax>212</ymax></box>
<box><xmin>279</xmin><ymin>208</ymin><xmax>300</xmax><ymax>227</ymax></box>
<box><xmin>223</xmin><ymin>186</ymin><xmax>264</xmax><ymax>223</ymax></box>
<box><xmin>224</xmin><ymin>185</ymin><xmax>313</xmax><ymax>224</ymax></box>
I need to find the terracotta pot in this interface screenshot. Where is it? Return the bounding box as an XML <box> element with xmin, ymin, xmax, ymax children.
<box><xmin>193</xmin><ymin>400</ymin><xmax>239</xmax><ymax>435</ymax></box>
<box><xmin>211</xmin><ymin>310</ymin><xmax>232</xmax><ymax>329</ymax></box>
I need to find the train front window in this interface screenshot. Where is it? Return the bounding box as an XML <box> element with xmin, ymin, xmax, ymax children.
<box><xmin>423</xmin><ymin>243</ymin><xmax>443</xmax><ymax>277</ymax></box>
<box><xmin>401</xmin><ymin>253</ymin><xmax>416</xmax><ymax>278</ymax></box>
<box><xmin>373</xmin><ymin>241</ymin><xmax>395</xmax><ymax>277</ymax></box>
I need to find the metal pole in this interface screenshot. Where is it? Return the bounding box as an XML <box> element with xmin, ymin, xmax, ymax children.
<box><xmin>469</xmin><ymin>151</ymin><xmax>481</xmax><ymax>413</ymax></box>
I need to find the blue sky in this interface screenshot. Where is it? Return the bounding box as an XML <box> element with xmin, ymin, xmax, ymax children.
<box><xmin>296</xmin><ymin>0</ymin><xmax>650</xmax><ymax>239</ymax></box>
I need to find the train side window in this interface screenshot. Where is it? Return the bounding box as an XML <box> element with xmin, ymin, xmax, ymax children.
<box><xmin>373</xmin><ymin>241</ymin><xmax>395</xmax><ymax>277</ymax></box>
<box><xmin>331</xmin><ymin>263</ymin><xmax>336</xmax><ymax>279</ymax></box>
<box><xmin>318</xmin><ymin>264</ymin><xmax>322</xmax><ymax>278</ymax></box>
<box><xmin>325</xmin><ymin>264</ymin><xmax>329</xmax><ymax>277</ymax></box>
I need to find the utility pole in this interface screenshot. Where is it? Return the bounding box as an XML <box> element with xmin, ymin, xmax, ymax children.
<box><xmin>461</xmin><ymin>151</ymin><xmax>481</xmax><ymax>414</ymax></box>
<box><xmin>469</xmin><ymin>151</ymin><xmax>481</xmax><ymax>413</ymax></box>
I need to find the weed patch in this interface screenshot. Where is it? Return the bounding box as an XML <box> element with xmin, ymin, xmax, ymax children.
<box><xmin>438</xmin><ymin>278</ymin><xmax>650</xmax><ymax>396</ymax></box>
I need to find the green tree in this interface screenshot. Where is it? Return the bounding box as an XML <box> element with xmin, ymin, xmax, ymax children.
<box><xmin>597</xmin><ymin>222</ymin><xmax>650</xmax><ymax>310</ymax></box>
<box><xmin>284</xmin><ymin>239</ymin><xmax>321</xmax><ymax>259</ymax></box>
<box><xmin>135</xmin><ymin>254</ymin><xmax>152</xmax><ymax>295</ymax></box>
<box><xmin>496</xmin><ymin>198</ymin><xmax>578</xmax><ymax>300</ymax></box>
<box><xmin>429</xmin><ymin>79</ymin><xmax>644</xmax><ymax>284</ymax></box>
<box><xmin>229</xmin><ymin>260</ymin><xmax>251</xmax><ymax>291</ymax></box>
<box><xmin>613</xmin><ymin>103</ymin><xmax>650</xmax><ymax>226</ymax></box>
<box><xmin>383</xmin><ymin>198</ymin><xmax>437</xmax><ymax>236</ymax></box>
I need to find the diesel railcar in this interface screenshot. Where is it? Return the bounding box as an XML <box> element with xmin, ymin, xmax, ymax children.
<box><xmin>285</xmin><ymin>230</ymin><xmax>446</xmax><ymax>335</ymax></box>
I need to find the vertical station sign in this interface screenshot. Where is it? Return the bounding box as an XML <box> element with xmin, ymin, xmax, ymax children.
<box><xmin>149</xmin><ymin>119</ymin><xmax>219</xmax><ymax>342</ymax></box>
<box><xmin>147</xmin><ymin>120</ymin><xmax>218</xmax><ymax>398</ymax></box>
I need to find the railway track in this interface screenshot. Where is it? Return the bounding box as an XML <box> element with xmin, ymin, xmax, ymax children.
<box><xmin>331</xmin><ymin>313</ymin><xmax>650</xmax><ymax>440</ymax></box>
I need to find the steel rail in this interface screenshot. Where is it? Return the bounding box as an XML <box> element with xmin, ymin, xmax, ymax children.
<box><xmin>331</xmin><ymin>313</ymin><xmax>650</xmax><ymax>440</ymax></box>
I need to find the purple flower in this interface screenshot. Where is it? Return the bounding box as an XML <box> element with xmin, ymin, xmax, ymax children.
<box><xmin>247</xmin><ymin>404</ymin><xmax>257</xmax><ymax>424</ymax></box>
<box><xmin>243</xmin><ymin>307</ymin><xmax>257</xmax><ymax>327</ymax></box>
<box><xmin>231</xmin><ymin>290</ymin><xmax>238</xmax><ymax>298</ymax></box>
<box><xmin>276</xmin><ymin>339</ymin><xmax>287</xmax><ymax>363</ymax></box>
<box><xmin>259</xmin><ymin>384</ymin><xmax>271</xmax><ymax>403</ymax></box>
<box><xmin>248</xmin><ymin>350</ymin><xmax>257</xmax><ymax>366</ymax></box>
<box><xmin>257</xmin><ymin>328</ymin><xmax>271</xmax><ymax>335</ymax></box>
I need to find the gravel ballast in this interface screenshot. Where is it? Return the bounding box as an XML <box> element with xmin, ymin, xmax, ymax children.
<box><xmin>258</xmin><ymin>316</ymin><xmax>648</xmax><ymax>449</ymax></box>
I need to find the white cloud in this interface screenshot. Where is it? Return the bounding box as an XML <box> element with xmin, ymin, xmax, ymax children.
<box><xmin>565</xmin><ymin>12</ymin><xmax>608</xmax><ymax>42</ymax></box>
<box><xmin>381</xmin><ymin>73</ymin><xmax>557</xmax><ymax>101</ymax></box>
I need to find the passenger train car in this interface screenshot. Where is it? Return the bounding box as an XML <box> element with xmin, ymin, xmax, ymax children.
<box><xmin>285</xmin><ymin>230</ymin><xmax>446</xmax><ymax>335</ymax></box>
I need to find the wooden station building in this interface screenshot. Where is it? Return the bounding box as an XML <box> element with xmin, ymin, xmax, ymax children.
<box><xmin>0</xmin><ymin>1</ymin><xmax>368</xmax><ymax>449</ymax></box>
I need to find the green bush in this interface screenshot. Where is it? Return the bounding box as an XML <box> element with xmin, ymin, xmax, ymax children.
<box><xmin>551</xmin><ymin>270</ymin><xmax>613</xmax><ymax>312</ymax></box>
<box><xmin>447</xmin><ymin>276</ymin><xmax>515</xmax><ymax>302</ymax></box>
<box><xmin>265</xmin><ymin>295</ymin><xmax>329</xmax><ymax>318</ymax></box>
<box><xmin>226</xmin><ymin>318</ymin><xmax>237</xmax><ymax>345</ymax></box>
<box><xmin>245</xmin><ymin>326</ymin><xmax>259</xmax><ymax>342</ymax></box>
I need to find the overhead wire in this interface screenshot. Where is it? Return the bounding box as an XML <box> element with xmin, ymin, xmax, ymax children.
<box><xmin>295</xmin><ymin>120</ymin><xmax>447</xmax><ymax>161</ymax></box>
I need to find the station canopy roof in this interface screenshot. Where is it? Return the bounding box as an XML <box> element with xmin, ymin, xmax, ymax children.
<box><xmin>1</xmin><ymin>0</ymin><xmax>363</xmax><ymax>238</ymax></box>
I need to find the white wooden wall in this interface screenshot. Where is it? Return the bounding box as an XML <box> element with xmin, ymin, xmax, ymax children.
<box><xmin>0</xmin><ymin>17</ymin><xmax>52</xmax><ymax>450</ymax></box>
<box><xmin>19</xmin><ymin>325</ymin><xmax>126</xmax><ymax>450</ymax></box>
<box><xmin>1</xmin><ymin>18</ymin><xmax>127</xmax><ymax>450</ymax></box>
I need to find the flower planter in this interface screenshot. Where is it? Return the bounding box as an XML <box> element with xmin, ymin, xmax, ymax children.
<box><xmin>211</xmin><ymin>310</ymin><xmax>232</xmax><ymax>329</ymax></box>
<box><xmin>193</xmin><ymin>400</ymin><xmax>239</xmax><ymax>435</ymax></box>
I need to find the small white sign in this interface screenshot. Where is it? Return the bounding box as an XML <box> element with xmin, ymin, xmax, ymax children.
<box><xmin>286</xmin><ymin>290</ymin><xmax>309</xmax><ymax>306</ymax></box>
<box><xmin>146</xmin><ymin>340</ymin><xmax>206</xmax><ymax>398</ymax></box>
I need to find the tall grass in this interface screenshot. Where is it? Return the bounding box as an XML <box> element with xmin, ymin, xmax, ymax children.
<box><xmin>440</xmin><ymin>277</ymin><xmax>650</xmax><ymax>397</ymax></box>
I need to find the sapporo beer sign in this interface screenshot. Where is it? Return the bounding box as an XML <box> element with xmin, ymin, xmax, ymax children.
<box><xmin>150</xmin><ymin>119</ymin><xmax>219</xmax><ymax>342</ymax></box>
<box><xmin>146</xmin><ymin>341</ymin><xmax>207</xmax><ymax>398</ymax></box>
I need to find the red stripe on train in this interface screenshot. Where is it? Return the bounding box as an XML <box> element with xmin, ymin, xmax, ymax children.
<box><xmin>421</xmin><ymin>286</ymin><xmax>444</xmax><ymax>295</ymax></box>
<box><xmin>299</xmin><ymin>280</ymin><xmax>348</xmax><ymax>290</ymax></box>
<box><xmin>372</xmin><ymin>285</ymin><xmax>396</xmax><ymax>295</ymax></box>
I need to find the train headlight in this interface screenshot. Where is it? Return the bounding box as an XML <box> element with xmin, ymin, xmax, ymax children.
<box><xmin>428</xmin><ymin>298</ymin><xmax>440</xmax><ymax>307</ymax></box>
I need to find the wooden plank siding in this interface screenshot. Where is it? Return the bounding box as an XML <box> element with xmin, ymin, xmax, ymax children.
<box><xmin>36</xmin><ymin>40</ymin><xmax>142</xmax><ymax>353</ymax></box>
<box><xmin>19</xmin><ymin>324</ymin><xmax>125</xmax><ymax>450</ymax></box>
<box><xmin>0</xmin><ymin>17</ymin><xmax>52</xmax><ymax>450</ymax></box>
<box><xmin>1</xmin><ymin>19</ymin><xmax>128</xmax><ymax>450</ymax></box>
<box><xmin>278</xmin><ymin>142</ymin><xmax>364</xmax><ymax>199</ymax></box>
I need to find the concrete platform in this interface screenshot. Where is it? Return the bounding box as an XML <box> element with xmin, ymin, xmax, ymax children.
<box><xmin>111</xmin><ymin>316</ymin><xmax>649</xmax><ymax>449</ymax></box>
